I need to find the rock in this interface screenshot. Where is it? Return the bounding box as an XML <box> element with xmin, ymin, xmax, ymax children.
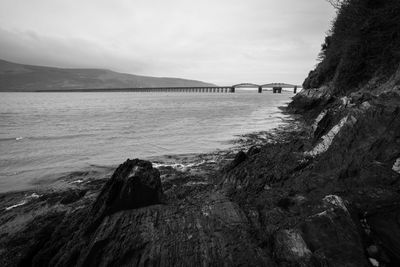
<box><xmin>274</xmin><ymin>229</ymin><xmax>312</xmax><ymax>264</ymax></box>
<box><xmin>393</xmin><ymin>158</ymin><xmax>400</xmax><ymax>174</ymax></box>
<box><xmin>305</xmin><ymin>115</ymin><xmax>357</xmax><ymax>157</ymax></box>
<box><xmin>361</xmin><ymin>101</ymin><xmax>372</xmax><ymax>110</ymax></box>
<box><xmin>224</xmin><ymin>150</ymin><xmax>247</xmax><ymax>171</ymax></box>
<box><xmin>60</xmin><ymin>189</ymin><xmax>87</xmax><ymax>205</ymax></box>
<box><xmin>369</xmin><ymin>258</ymin><xmax>379</xmax><ymax>267</ymax></box>
<box><xmin>87</xmin><ymin>158</ymin><xmax>163</xmax><ymax>232</ymax></box>
<box><xmin>367</xmin><ymin>245</ymin><xmax>379</xmax><ymax>257</ymax></box>
<box><xmin>247</xmin><ymin>146</ymin><xmax>261</xmax><ymax>156</ymax></box>
<box><xmin>288</xmin><ymin>86</ymin><xmax>333</xmax><ymax>114</ymax></box>
<box><xmin>340</xmin><ymin>96</ymin><xmax>353</xmax><ymax>107</ymax></box>
<box><xmin>323</xmin><ymin>195</ymin><xmax>348</xmax><ymax>213</ymax></box>
<box><xmin>232</xmin><ymin>150</ymin><xmax>247</xmax><ymax>167</ymax></box>
<box><xmin>312</xmin><ymin>109</ymin><xmax>327</xmax><ymax>132</ymax></box>
<box><xmin>367</xmin><ymin>209</ymin><xmax>400</xmax><ymax>265</ymax></box>
<box><xmin>300</xmin><ymin>206</ymin><xmax>368</xmax><ymax>266</ymax></box>
<box><xmin>49</xmin><ymin>190</ymin><xmax>275</xmax><ymax>267</ymax></box>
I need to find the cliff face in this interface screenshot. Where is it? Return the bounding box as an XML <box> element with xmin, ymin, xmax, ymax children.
<box><xmin>278</xmin><ymin>0</ymin><xmax>400</xmax><ymax>265</ymax></box>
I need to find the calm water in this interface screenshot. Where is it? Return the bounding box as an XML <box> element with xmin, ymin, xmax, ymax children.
<box><xmin>0</xmin><ymin>91</ymin><xmax>292</xmax><ymax>193</ymax></box>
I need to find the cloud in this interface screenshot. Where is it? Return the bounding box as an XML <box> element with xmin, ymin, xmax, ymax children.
<box><xmin>0</xmin><ymin>0</ymin><xmax>336</xmax><ymax>85</ymax></box>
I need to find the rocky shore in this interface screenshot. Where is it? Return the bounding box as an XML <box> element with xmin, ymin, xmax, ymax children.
<box><xmin>0</xmin><ymin>77</ymin><xmax>399</xmax><ymax>266</ymax></box>
<box><xmin>1</xmin><ymin>1</ymin><xmax>400</xmax><ymax>264</ymax></box>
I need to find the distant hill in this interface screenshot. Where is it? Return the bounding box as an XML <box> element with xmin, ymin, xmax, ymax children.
<box><xmin>0</xmin><ymin>59</ymin><xmax>216</xmax><ymax>91</ymax></box>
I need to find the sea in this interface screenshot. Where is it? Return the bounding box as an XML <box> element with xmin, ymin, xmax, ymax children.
<box><xmin>0</xmin><ymin>90</ymin><xmax>293</xmax><ymax>193</ymax></box>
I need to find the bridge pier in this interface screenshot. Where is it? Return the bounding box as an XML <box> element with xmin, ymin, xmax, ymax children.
<box><xmin>273</xmin><ymin>87</ymin><xmax>282</xmax><ymax>93</ymax></box>
<box><xmin>258</xmin><ymin>86</ymin><xmax>262</xmax><ymax>93</ymax></box>
<box><xmin>230</xmin><ymin>87</ymin><xmax>235</xmax><ymax>93</ymax></box>
<box><xmin>294</xmin><ymin>86</ymin><xmax>297</xmax><ymax>94</ymax></box>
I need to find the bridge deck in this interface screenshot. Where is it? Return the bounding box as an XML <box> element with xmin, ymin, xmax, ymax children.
<box><xmin>37</xmin><ymin>84</ymin><xmax>301</xmax><ymax>93</ymax></box>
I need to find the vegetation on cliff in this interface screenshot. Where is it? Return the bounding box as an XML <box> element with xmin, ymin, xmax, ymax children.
<box><xmin>303</xmin><ymin>0</ymin><xmax>400</xmax><ymax>95</ymax></box>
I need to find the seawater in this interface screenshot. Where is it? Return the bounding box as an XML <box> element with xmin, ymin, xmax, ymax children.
<box><xmin>0</xmin><ymin>91</ymin><xmax>293</xmax><ymax>193</ymax></box>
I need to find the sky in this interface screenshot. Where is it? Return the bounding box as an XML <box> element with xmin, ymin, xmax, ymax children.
<box><xmin>0</xmin><ymin>0</ymin><xmax>336</xmax><ymax>85</ymax></box>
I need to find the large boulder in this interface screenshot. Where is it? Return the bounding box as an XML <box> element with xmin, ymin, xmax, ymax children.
<box><xmin>87</xmin><ymin>158</ymin><xmax>163</xmax><ymax>233</ymax></box>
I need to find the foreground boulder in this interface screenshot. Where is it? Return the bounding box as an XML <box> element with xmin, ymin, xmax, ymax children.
<box><xmin>87</xmin><ymin>158</ymin><xmax>163</xmax><ymax>233</ymax></box>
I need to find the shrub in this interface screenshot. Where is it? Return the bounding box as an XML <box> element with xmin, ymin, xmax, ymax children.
<box><xmin>303</xmin><ymin>0</ymin><xmax>400</xmax><ymax>94</ymax></box>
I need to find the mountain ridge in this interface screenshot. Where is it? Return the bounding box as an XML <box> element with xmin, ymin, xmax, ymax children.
<box><xmin>0</xmin><ymin>59</ymin><xmax>216</xmax><ymax>91</ymax></box>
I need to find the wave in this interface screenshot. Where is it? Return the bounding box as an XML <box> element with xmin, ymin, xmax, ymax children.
<box><xmin>152</xmin><ymin>159</ymin><xmax>215</xmax><ymax>170</ymax></box>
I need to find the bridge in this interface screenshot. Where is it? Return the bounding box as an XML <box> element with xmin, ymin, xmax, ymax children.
<box><xmin>231</xmin><ymin>83</ymin><xmax>301</xmax><ymax>93</ymax></box>
<box><xmin>58</xmin><ymin>83</ymin><xmax>301</xmax><ymax>94</ymax></box>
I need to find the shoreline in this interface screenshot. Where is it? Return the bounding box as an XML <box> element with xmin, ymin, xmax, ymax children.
<box><xmin>0</xmin><ymin>105</ymin><xmax>307</xmax><ymax>266</ymax></box>
<box><xmin>1</xmin><ymin>89</ymin><xmax>398</xmax><ymax>265</ymax></box>
<box><xmin>0</xmin><ymin>112</ymin><xmax>294</xmax><ymax>206</ymax></box>
<box><xmin>0</xmin><ymin>101</ymin><xmax>293</xmax><ymax>196</ymax></box>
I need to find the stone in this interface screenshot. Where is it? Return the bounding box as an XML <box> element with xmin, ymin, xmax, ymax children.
<box><xmin>274</xmin><ymin>229</ymin><xmax>312</xmax><ymax>263</ymax></box>
<box><xmin>312</xmin><ymin>110</ymin><xmax>327</xmax><ymax>132</ymax></box>
<box><xmin>323</xmin><ymin>194</ymin><xmax>348</xmax><ymax>213</ymax></box>
<box><xmin>393</xmin><ymin>158</ymin><xmax>400</xmax><ymax>174</ymax></box>
<box><xmin>87</xmin><ymin>158</ymin><xmax>163</xmax><ymax>233</ymax></box>
<box><xmin>367</xmin><ymin>245</ymin><xmax>379</xmax><ymax>257</ymax></box>
<box><xmin>369</xmin><ymin>258</ymin><xmax>379</xmax><ymax>267</ymax></box>
<box><xmin>361</xmin><ymin>101</ymin><xmax>372</xmax><ymax>110</ymax></box>
<box><xmin>305</xmin><ymin>115</ymin><xmax>357</xmax><ymax>157</ymax></box>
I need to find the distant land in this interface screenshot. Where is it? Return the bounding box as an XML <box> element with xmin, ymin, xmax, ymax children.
<box><xmin>0</xmin><ymin>59</ymin><xmax>216</xmax><ymax>92</ymax></box>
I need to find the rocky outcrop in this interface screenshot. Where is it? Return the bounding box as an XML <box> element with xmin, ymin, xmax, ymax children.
<box><xmin>218</xmin><ymin>88</ymin><xmax>400</xmax><ymax>266</ymax></box>
<box><xmin>1</xmin><ymin>158</ymin><xmax>282</xmax><ymax>266</ymax></box>
<box><xmin>86</xmin><ymin>159</ymin><xmax>163</xmax><ymax>233</ymax></box>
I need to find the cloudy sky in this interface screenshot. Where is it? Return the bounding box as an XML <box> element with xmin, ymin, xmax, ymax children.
<box><xmin>0</xmin><ymin>0</ymin><xmax>335</xmax><ymax>85</ymax></box>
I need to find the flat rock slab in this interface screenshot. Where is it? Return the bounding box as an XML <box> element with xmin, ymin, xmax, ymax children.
<box><xmin>53</xmin><ymin>190</ymin><xmax>275</xmax><ymax>266</ymax></box>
